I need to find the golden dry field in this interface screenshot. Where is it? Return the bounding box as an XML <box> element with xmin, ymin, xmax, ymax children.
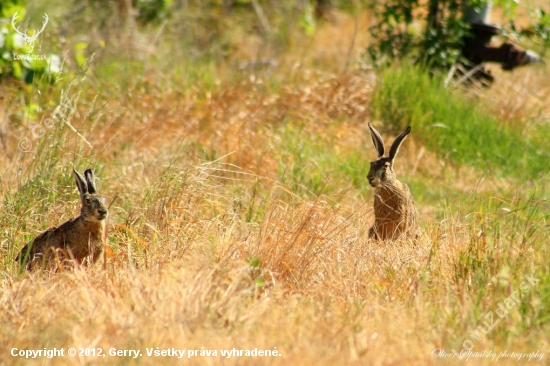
<box><xmin>0</xmin><ymin>1</ymin><xmax>549</xmax><ymax>365</ymax></box>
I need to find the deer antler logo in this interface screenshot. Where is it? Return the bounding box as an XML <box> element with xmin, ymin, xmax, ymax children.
<box><xmin>11</xmin><ymin>11</ymin><xmax>49</xmax><ymax>53</ymax></box>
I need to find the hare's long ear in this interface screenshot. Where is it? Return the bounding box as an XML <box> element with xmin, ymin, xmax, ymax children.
<box><xmin>368</xmin><ymin>123</ymin><xmax>385</xmax><ymax>158</ymax></box>
<box><xmin>388</xmin><ymin>126</ymin><xmax>411</xmax><ymax>161</ymax></box>
<box><xmin>73</xmin><ymin>169</ymin><xmax>87</xmax><ymax>199</ymax></box>
<box><xmin>84</xmin><ymin>169</ymin><xmax>97</xmax><ymax>194</ymax></box>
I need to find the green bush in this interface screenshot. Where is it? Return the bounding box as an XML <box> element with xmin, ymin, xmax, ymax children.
<box><xmin>367</xmin><ymin>0</ymin><xmax>550</xmax><ymax>70</ymax></box>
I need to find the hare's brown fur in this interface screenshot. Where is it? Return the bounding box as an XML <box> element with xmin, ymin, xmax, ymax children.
<box><xmin>367</xmin><ymin>124</ymin><xmax>419</xmax><ymax>241</ymax></box>
<box><xmin>369</xmin><ymin>181</ymin><xmax>419</xmax><ymax>240</ymax></box>
<box><xmin>16</xmin><ymin>169</ymin><xmax>108</xmax><ymax>270</ymax></box>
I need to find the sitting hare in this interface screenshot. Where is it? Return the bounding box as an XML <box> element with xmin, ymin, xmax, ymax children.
<box><xmin>367</xmin><ymin>123</ymin><xmax>419</xmax><ymax>240</ymax></box>
<box><xmin>17</xmin><ymin>169</ymin><xmax>108</xmax><ymax>270</ymax></box>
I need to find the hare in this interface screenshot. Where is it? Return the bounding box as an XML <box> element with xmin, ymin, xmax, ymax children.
<box><xmin>16</xmin><ymin>169</ymin><xmax>108</xmax><ymax>270</ymax></box>
<box><xmin>367</xmin><ymin>123</ymin><xmax>419</xmax><ymax>240</ymax></box>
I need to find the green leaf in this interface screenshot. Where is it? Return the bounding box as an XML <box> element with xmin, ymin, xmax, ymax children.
<box><xmin>246</xmin><ymin>257</ymin><xmax>262</xmax><ymax>268</ymax></box>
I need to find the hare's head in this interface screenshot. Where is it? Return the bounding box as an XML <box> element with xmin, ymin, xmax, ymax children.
<box><xmin>367</xmin><ymin>124</ymin><xmax>411</xmax><ymax>188</ymax></box>
<box><xmin>74</xmin><ymin>169</ymin><xmax>108</xmax><ymax>222</ymax></box>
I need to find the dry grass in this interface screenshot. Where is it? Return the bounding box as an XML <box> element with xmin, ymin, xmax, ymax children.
<box><xmin>0</xmin><ymin>4</ymin><xmax>549</xmax><ymax>366</ymax></box>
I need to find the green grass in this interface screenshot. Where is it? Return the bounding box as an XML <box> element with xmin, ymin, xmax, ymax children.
<box><xmin>372</xmin><ymin>64</ymin><xmax>550</xmax><ymax>180</ymax></box>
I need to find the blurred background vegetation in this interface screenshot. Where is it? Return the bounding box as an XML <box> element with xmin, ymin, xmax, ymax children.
<box><xmin>1</xmin><ymin>0</ymin><xmax>548</xmax><ymax>83</ymax></box>
<box><xmin>1</xmin><ymin>0</ymin><xmax>548</xmax><ymax>178</ymax></box>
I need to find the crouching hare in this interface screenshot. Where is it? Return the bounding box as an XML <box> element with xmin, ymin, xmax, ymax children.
<box><xmin>17</xmin><ymin>169</ymin><xmax>108</xmax><ymax>270</ymax></box>
<box><xmin>367</xmin><ymin>123</ymin><xmax>419</xmax><ymax>241</ymax></box>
